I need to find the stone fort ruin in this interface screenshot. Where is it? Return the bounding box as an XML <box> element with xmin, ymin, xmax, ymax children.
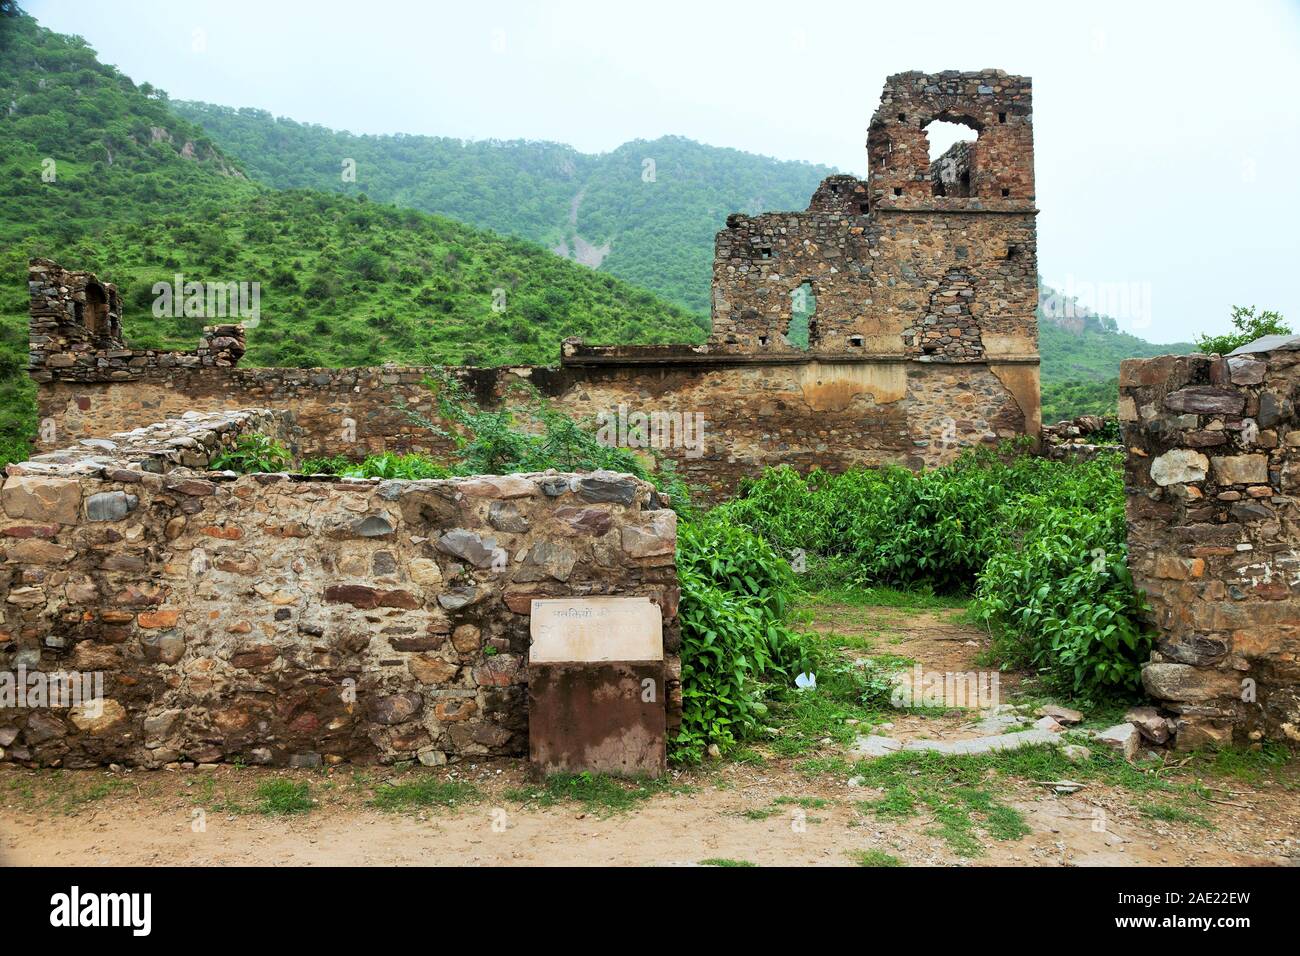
<box><xmin>26</xmin><ymin>70</ymin><xmax>1042</xmax><ymax>500</ymax></box>
<box><xmin>2</xmin><ymin>70</ymin><xmax>1297</xmax><ymax>766</ymax></box>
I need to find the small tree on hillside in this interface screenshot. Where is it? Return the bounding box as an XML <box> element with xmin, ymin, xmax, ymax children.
<box><xmin>1196</xmin><ymin>305</ymin><xmax>1291</xmax><ymax>355</ymax></box>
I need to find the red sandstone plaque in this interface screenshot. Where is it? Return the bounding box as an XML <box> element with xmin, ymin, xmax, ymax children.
<box><xmin>528</xmin><ymin>597</ymin><xmax>666</xmax><ymax>776</ymax></box>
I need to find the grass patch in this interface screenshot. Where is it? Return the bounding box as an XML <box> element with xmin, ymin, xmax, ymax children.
<box><xmin>801</xmin><ymin>586</ymin><xmax>969</xmax><ymax>610</ymax></box>
<box><xmin>817</xmin><ymin>631</ymin><xmax>877</xmax><ymax>652</ymax></box>
<box><xmin>772</xmin><ymin>795</ymin><xmax>829</xmax><ymax>809</ymax></box>
<box><xmin>740</xmin><ymin>795</ymin><xmax>830</xmax><ymax>820</ymax></box>
<box><xmin>865</xmin><ymin>653</ymin><xmax>917</xmax><ymax>671</ymax></box>
<box><xmin>2</xmin><ymin>771</ymin><xmax>131</xmax><ymax>815</ymax></box>
<box><xmin>797</xmin><ymin>756</ymin><xmax>853</xmax><ymax>777</ymax></box>
<box><xmin>833</xmin><ymin>739</ymin><xmax>1288</xmax><ymax>854</ymax></box>
<box><xmin>1192</xmin><ymin>744</ymin><xmax>1295</xmax><ymax>788</ymax></box>
<box><xmin>1138</xmin><ymin>801</ymin><xmax>1214</xmax><ymax>829</ymax></box>
<box><xmin>850</xmin><ymin>849</ymin><xmax>903</xmax><ymax>867</ymax></box>
<box><xmin>369</xmin><ymin>775</ymin><xmax>481</xmax><ymax>812</ymax></box>
<box><xmin>763</xmin><ymin>653</ymin><xmax>903</xmax><ymax>757</ymax></box>
<box><xmin>254</xmin><ymin>779</ymin><xmax>313</xmax><ymax>815</ymax></box>
<box><xmin>504</xmin><ymin>772</ymin><xmax>686</xmax><ymax>817</ymax></box>
<box><xmin>856</xmin><ymin>780</ymin><xmax>1028</xmax><ymax>857</ymax></box>
<box><xmin>699</xmin><ymin>858</ymin><xmax>757</xmax><ymax>867</ymax></box>
<box><xmin>858</xmin><ymin>786</ymin><xmax>917</xmax><ymax>818</ymax></box>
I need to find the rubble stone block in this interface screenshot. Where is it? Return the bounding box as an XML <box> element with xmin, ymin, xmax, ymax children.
<box><xmin>2</xmin><ymin>475</ymin><xmax>82</xmax><ymax>524</ymax></box>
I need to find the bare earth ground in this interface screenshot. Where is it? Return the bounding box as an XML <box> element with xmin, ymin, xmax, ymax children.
<box><xmin>3</xmin><ymin>600</ymin><xmax>1297</xmax><ymax>867</ymax></box>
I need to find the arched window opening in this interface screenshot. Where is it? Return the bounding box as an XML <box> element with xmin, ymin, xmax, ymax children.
<box><xmin>786</xmin><ymin>282</ymin><xmax>816</xmax><ymax>350</ymax></box>
<box><xmin>925</xmin><ymin>120</ymin><xmax>978</xmax><ymax>198</ymax></box>
<box><xmin>83</xmin><ymin>283</ymin><xmax>109</xmax><ymax>337</ymax></box>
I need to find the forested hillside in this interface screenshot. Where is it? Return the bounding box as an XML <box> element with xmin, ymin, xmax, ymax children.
<box><xmin>1037</xmin><ymin>285</ymin><xmax>1193</xmax><ymax>423</ymax></box>
<box><xmin>174</xmin><ymin>102</ymin><xmax>1198</xmax><ymax>417</ymax></box>
<box><xmin>172</xmin><ymin>101</ymin><xmax>837</xmax><ymax>313</ymax></box>
<box><xmin>0</xmin><ymin>8</ymin><xmax>1203</xmax><ymax>464</ymax></box>
<box><xmin>0</xmin><ymin>12</ymin><xmax>704</xmax><ymax>461</ymax></box>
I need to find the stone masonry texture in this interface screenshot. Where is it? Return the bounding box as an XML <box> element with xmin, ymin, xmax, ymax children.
<box><xmin>27</xmin><ymin>70</ymin><xmax>1040</xmax><ymax>502</ymax></box>
<box><xmin>1120</xmin><ymin>340</ymin><xmax>1300</xmax><ymax>749</ymax></box>
<box><xmin>0</xmin><ymin>409</ymin><xmax>680</xmax><ymax>768</ymax></box>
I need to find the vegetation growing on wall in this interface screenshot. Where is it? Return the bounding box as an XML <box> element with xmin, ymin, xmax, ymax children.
<box><xmin>309</xmin><ymin>379</ymin><xmax>811</xmax><ymax>763</ymax></box>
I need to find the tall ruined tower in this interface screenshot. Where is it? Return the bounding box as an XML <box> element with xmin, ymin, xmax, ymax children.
<box><xmin>710</xmin><ymin>69</ymin><xmax>1040</xmax><ymax>452</ymax></box>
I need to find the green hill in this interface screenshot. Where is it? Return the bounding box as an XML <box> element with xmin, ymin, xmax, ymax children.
<box><xmin>1</xmin><ymin>8</ymin><xmax>1201</xmax><ymax>462</ymax></box>
<box><xmin>0</xmin><ymin>11</ymin><xmax>704</xmax><ymax>461</ymax></box>
<box><xmin>173</xmin><ymin>102</ymin><xmax>1197</xmax><ymax>418</ymax></box>
<box><xmin>1037</xmin><ymin>286</ymin><xmax>1193</xmax><ymax>423</ymax></box>
<box><xmin>171</xmin><ymin>101</ymin><xmax>838</xmax><ymax>314</ymax></box>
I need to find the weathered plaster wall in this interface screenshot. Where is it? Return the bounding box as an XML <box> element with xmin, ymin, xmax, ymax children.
<box><xmin>33</xmin><ymin>355</ymin><xmax>1037</xmax><ymax>500</ymax></box>
<box><xmin>0</xmin><ymin>411</ymin><xmax>680</xmax><ymax>768</ymax></box>
<box><xmin>1120</xmin><ymin>342</ymin><xmax>1300</xmax><ymax>748</ymax></box>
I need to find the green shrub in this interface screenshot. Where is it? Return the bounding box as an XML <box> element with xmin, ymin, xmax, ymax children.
<box><xmin>210</xmin><ymin>433</ymin><xmax>291</xmax><ymax>473</ymax></box>
<box><xmin>969</xmin><ymin>455</ymin><xmax>1153</xmax><ymax>696</ymax></box>
<box><xmin>405</xmin><ymin>371</ymin><xmax>694</xmax><ymax>512</ymax></box>
<box><xmin>341</xmin><ymin>452</ymin><xmax>450</xmax><ymax>480</ymax></box>
<box><xmin>299</xmin><ymin>454</ymin><xmax>354</xmax><ymax>475</ymax></box>
<box><xmin>720</xmin><ymin>448</ymin><xmax>1153</xmax><ymax>699</ymax></box>
<box><xmin>672</xmin><ymin>516</ymin><xmax>811</xmax><ymax>763</ymax></box>
<box><xmin>1196</xmin><ymin>305</ymin><xmax>1290</xmax><ymax>355</ymax></box>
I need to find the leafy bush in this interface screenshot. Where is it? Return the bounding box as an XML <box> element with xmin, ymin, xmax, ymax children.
<box><xmin>720</xmin><ymin>449</ymin><xmax>1153</xmax><ymax>698</ymax></box>
<box><xmin>970</xmin><ymin>457</ymin><xmax>1152</xmax><ymax>696</ymax></box>
<box><xmin>210</xmin><ymin>433</ymin><xmax>291</xmax><ymax>473</ymax></box>
<box><xmin>299</xmin><ymin>454</ymin><xmax>353</xmax><ymax>475</ymax></box>
<box><xmin>342</xmin><ymin>452</ymin><xmax>450</xmax><ymax>480</ymax></box>
<box><xmin>672</xmin><ymin>516</ymin><xmax>810</xmax><ymax>762</ymax></box>
<box><xmin>1196</xmin><ymin>305</ymin><xmax>1290</xmax><ymax>355</ymax></box>
<box><xmin>719</xmin><ymin>446</ymin><xmax>1038</xmax><ymax>593</ymax></box>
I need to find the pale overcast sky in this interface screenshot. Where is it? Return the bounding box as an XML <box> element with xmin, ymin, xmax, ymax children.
<box><xmin>24</xmin><ymin>0</ymin><xmax>1300</xmax><ymax>344</ymax></box>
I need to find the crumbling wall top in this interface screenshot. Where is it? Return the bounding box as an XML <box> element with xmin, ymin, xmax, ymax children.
<box><xmin>10</xmin><ymin>408</ymin><xmax>297</xmax><ymax>479</ymax></box>
<box><xmin>867</xmin><ymin>69</ymin><xmax>1034</xmax><ymax>205</ymax></box>
<box><xmin>28</xmin><ymin>259</ymin><xmax>247</xmax><ymax>383</ymax></box>
<box><xmin>28</xmin><ymin>257</ymin><xmax>124</xmax><ymax>356</ymax></box>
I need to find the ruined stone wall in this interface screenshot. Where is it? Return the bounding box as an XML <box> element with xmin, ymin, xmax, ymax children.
<box><xmin>28</xmin><ymin>258</ymin><xmax>124</xmax><ymax>379</ymax></box>
<box><xmin>27</xmin><ymin>68</ymin><xmax>1041</xmax><ymax>500</ymax></box>
<box><xmin>930</xmin><ymin>140</ymin><xmax>975</xmax><ymax>198</ymax></box>
<box><xmin>33</xmin><ymin>352</ymin><xmax>1037</xmax><ymax>501</ymax></box>
<box><xmin>1120</xmin><ymin>342</ymin><xmax>1300</xmax><ymax>748</ymax></box>
<box><xmin>709</xmin><ymin>184</ymin><xmax>1038</xmax><ymax>358</ymax></box>
<box><xmin>868</xmin><ymin>70</ymin><xmax>1034</xmax><ymax>205</ymax></box>
<box><xmin>702</xmin><ymin>69</ymin><xmax>1038</xmax><ymax>459</ymax></box>
<box><xmin>0</xmin><ymin>410</ymin><xmax>680</xmax><ymax>768</ymax></box>
<box><xmin>28</xmin><ymin>259</ymin><xmax>245</xmax><ymax>385</ymax></box>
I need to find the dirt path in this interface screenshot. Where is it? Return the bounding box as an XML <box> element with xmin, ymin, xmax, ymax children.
<box><xmin>3</xmin><ymin>603</ymin><xmax>1296</xmax><ymax>867</ymax></box>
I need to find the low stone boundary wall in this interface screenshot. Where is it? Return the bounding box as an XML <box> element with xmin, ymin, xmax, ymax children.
<box><xmin>0</xmin><ymin>410</ymin><xmax>680</xmax><ymax>768</ymax></box>
<box><xmin>1120</xmin><ymin>341</ymin><xmax>1299</xmax><ymax>748</ymax></box>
